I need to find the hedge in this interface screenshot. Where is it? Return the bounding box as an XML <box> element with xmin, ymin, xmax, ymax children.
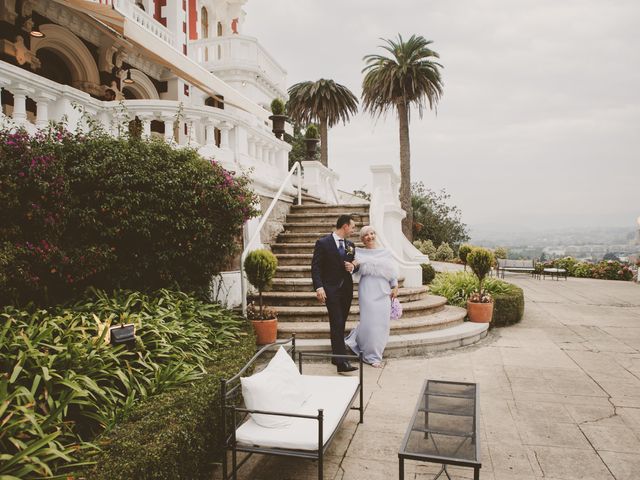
<box><xmin>0</xmin><ymin>126</ymin><xmax>259</xmax><ymax>306</ymax></box>
<box><xmin>79</xmin><ymin>328</ymin><xmax>256</xmax><ymax>480</ymax></box>
<box><xmin>492</xmin><ymin>286</ymin><xmax>525</xmax><ymax>327</ymax></box>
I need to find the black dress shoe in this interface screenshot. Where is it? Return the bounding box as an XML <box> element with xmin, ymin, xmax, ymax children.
<box><xmin>337</xmin><ymin>361</ymin><xmax>358</xmax><ymax>373</ymax></box>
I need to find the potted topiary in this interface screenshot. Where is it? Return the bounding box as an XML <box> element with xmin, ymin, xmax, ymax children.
<box><xmin>304</xmin><ymin>124</ymin><xmax>320</xmax><ymax>159</ymax></box>
<box><xmin>466</xmin><ymin>247</ymin><xmax>495</xmax><ymax>323</ymax></box>
<box><xmin>244</xmin><ymin>249</ymin><xmax>279</xmax><ymax>344</ymax></box>
<box><xmin>269</xmin><ymin>98</ymin><xmax>287</xmax><ymax>139</ymax></box>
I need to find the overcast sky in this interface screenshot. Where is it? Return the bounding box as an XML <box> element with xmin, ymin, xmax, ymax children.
<box><xmin>244</xmin><ymin>0</ymin><xmax>639</xmax><ymax>231</ymax></box>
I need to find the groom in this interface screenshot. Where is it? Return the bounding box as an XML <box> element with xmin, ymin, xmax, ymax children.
<box><xmin>311</xmin><ymin>214</ymin><xmax>358</xmax><ymax>373</ymax></box>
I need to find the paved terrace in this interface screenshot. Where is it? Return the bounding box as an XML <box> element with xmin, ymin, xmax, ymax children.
<box><xmin>220</xmin><ymin>275</ymin><xmax>640</xmax><ymax>480</ymax></box>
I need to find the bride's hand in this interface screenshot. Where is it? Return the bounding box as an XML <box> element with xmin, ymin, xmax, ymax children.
<box><xmin>390</xmin><ymin>286</ymin><xmax>399</xmax><ymax>299</ymax></box>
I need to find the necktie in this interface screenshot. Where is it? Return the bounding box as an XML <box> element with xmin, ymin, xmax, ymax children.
<box><xmin>338</xmin><ymin>239</ymin><xmax>346</xmax><ymax>258</ymax></box>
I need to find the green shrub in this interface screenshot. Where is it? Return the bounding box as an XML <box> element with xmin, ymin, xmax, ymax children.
<box><xmin>244</xmin><ymin>249</ymin><xmax>278</xmax><ymax>317</ymax></box>
<box><xmin>429</xmin><ymin>271</ymin><xmax>516</xmax><ymax>307</ymax></box>
<box><xmin>492</xmin><ymin>286</ymin><xmax>525</xmax><ymax>327</ymax></box>
<box><xmin>79</xmin><ymin>329</ymin><xmax>256</xmax><ymax>480</ymax></box>
<box><xmin>553</xmin><ymin>257</ymin><xmax>579</xmax><ymax>275</ymax></box>
<box><xmin>0</xmin><ymin>289</ymin><xmax>247</xmax><ymax>479</ymax></box>
<box><xmin>305</xmin><ymin>124</ymin><xmax>319</xmax><ymax>139</ymax></box>
<box><xmin>494</xmin><ymin>247</ymin><xmax>508</xmax><ymax>259</ymax></box>
<box><xmin>413</xmin><ymin>239</ymin><xmax>437</xmax><ymax>257</ymax></box>
<box><xmin>573</xmin><ymin>262</ymin><xmax>594</xmax><ymax>278</ymax></box>
<box><xmin>270</xmin><ymin>98</ymin><xmax>286</xmax><ymax>115</ymax></box>
<box><xmin>421</xmin><ymin>263</ymin><xmax>436</xmax><ymax>284</ymax></box>
<box><xmin>434</xmin><ymin>242</ymin><xmax>454</xmax><ymax>261</ymax></box>
<box><xmin>467</xmin><ymin>247</ymin><xmax>494</xmax><ymax>291</ymax></box>
<box><xmin>0</xmin><ymin>126</ymin><xmax>259</xmax><ymax>306</ymax></box>
<box><xmin>458</xmin><ymin>244</ymin><xmax>472</xmax><ymax>269</ymax></box>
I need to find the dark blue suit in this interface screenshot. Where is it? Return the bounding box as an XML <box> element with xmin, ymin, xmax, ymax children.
<box><xmin>311</xmin><ymin>234</ymin><xmax>356</xmax><ymax>362</ymax></box>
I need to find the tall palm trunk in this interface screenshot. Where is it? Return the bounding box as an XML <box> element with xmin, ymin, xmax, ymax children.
<box><xmin>319</xmin><ymin>116</ymin><xmax>329</xmax><ymax>167</ymax></box>
<box><xmin>397</xmin><ymin>101</ymin><xmax>413</xmax><ymax>240</ymax></box>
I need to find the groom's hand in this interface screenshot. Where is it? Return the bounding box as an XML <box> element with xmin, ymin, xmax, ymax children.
<box><xmin>344</xmin><ymin>261</ymin><xmax>355</xmax><ymax>273</ymax></box>
<box><xmin>316</xmin><ymin>287</ymin><xmax>326</xmax><ymax>304</ymax></box>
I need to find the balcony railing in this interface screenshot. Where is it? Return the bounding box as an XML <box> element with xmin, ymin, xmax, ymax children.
<box><xmin>112</xmin><ymin>0</ymin><xmax>178</xmax><ymax>48</ymax></box>
<box><xmin>189</xmin><ymin>35</ymin><xmax>287</xmax><ymax>93</ymax></box>
<box><xmin>0</xmin><ymin>60</ymin><xmax>290</xmax><ymax>183</ymax></box>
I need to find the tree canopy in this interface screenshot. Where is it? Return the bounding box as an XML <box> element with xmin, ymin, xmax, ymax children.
<box><xmin>412</xmin><ymin>182</ymin><xmax>469</xmax><ymax>249</ymax></box>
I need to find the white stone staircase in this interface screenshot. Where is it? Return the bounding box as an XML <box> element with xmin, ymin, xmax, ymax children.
<box><xmin>251</xmin><ymin>198</ymin><xmax>488</xmax><ymax>356</ymax></box>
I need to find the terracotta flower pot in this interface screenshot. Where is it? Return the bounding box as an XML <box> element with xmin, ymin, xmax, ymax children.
<box><xmin>251</xmin><ymin>318</ymin><xmax>278</xmax><ymax>345</ymax></box>
<box><xmin>466</xmin><ymin>301</ymin><xmax>494</xmax><ymax>323</ymax></box>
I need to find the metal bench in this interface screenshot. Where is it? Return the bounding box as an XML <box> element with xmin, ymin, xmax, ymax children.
<box><xmin>220</xmin><ymin>336</ymin><xmax>364</xmax><ymax>480</ymax></box>
<box><xmin>497</xmin><ymin>258</ymin><xmax>535</xmax><ymax>278</ymax></box>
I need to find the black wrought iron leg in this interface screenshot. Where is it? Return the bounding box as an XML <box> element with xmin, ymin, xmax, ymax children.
<box><xmin>474</xmin><ymin>466</ymin><xmax>480</xmax><ymax>480</ymax></box>
<box><xmin>318</xmin><ymin>454</ymin><xmax>323</xmax><ymax>480</ymax></box>
<box><xmin>398</xmin><ymin>458</ymin><xmax>404</xmax><ymax>480</ymax></box>
<box><xmin>222</xmin><ymin>449</ymin><xmax>227</xmax><ymax>480</ymax></box>
<box><xmin>231</xmin><ymin>447</ymin><xmax>237</xmax><ymax>480</ymax></box>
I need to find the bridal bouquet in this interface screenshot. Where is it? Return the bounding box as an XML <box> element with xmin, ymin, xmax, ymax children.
<box><xmin>390</xmin><ymin>297</ymin><xmax>403</xmax><ymax>320</ymax></box>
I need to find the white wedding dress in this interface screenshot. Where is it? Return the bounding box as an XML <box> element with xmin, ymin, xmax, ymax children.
<box><xmin>345</xmin><ymin>247</ymin><xmax>398</xmax><ymax>364</ymax></box>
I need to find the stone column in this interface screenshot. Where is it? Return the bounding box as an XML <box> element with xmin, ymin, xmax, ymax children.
<box><xmin>204</xmin><ymin>120</ymin><xmax>217</xmax><ymax>146</ymax></box>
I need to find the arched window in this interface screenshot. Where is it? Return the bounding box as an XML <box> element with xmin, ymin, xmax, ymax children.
<box><xmin>217</xmin><ymin>21</ymin><xmax>223</xmax><ymax>37</ymax></box>
<box><xmin>201</xmin><ymin>7</ymin><xmax>209</xmax><ymax>38</ymax></box>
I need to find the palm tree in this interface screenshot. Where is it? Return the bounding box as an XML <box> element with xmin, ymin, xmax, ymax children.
<box><xmin>362</xmin><ymin>34</ymin><xmax>443</xmax><ymax>240</ymax></box>
<box><xmin>287</xmin><ymin>79</ymin><xmax>359</xmax><ymax>168</ymax></box>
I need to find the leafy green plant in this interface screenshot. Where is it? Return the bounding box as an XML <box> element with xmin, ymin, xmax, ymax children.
<box><xmin>413</xmin><ymin>239</ymin><xmax>437</xmax><ymax>257</ymax></box>
<box><xmin>79</xmin><ymin>328</ymin><xmax>256</xmax><ymax>480</ymax></box>
<box><xmin>467</xmin><ymin>247</ymin><xmax>494</xmax><ymax>297</ymax></box>
<box><xmin>270</xmin><ymin>98</ymin><xmax>286</xmax><ymax>115</ymax></box>
<box><xmin>244</xmin><ymin>249</ymin><xmax>278</xmax><ymax>318</ymax></box>
<box><xmin>429</xmin><ymin>271</ymin><xmax>517</xmax><ymax>308</ymax></box>
<box><xmin>494</xmin><ymin>247</ymin><xmax>508</xmax><ymax>260</ymax></box>
<box><xmin>492</xmin><ymin>287</ymin><xmax>525</xmax><ymax>327</ymax></box>
<box><xmin>0</xmin><ymin>289</ymin><xmax>246</xmax><ymax>479</ymax></box>
<box><xmin>458</xmin><ymin>244</ymin><xmax>472</xmax><ymax>271</ymax></box>
<box><xmin>434</xmin><ymin>242</ymin><xmax>454</xmax><ymax>261</ymax></box>
<box><xmin>421</xmin><ymin>263</ymin><xmax>436</xmax><ymax>284</ymax></box>
<box><xmin>0</xmin><ymin>126</ymin><xmax>259</xmax><ymax>306</ymax></box>
<box><xmin>305</xmin><ymin>124</ymin><xmax>319</xmax><ymax>139</ymax></box>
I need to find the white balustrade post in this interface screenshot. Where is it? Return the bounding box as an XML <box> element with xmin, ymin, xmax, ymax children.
<box><xmin>205</xmin><ymin>120</ymin><xmax>216</xmax><ymax>146</ymax></box>
<box><xmin>219</xmin><ymin>122</ymin><xmax>231</xmax><ymax>149</ymax></box>
<box><xmin>11</xmin><ymin>88</ymin><xmax>28</xmax><ymax>123</ymax></box>
<box><xmin>35</xmin><ymin>95</ymin><xmax>53</xmax><ymax>128</ymax></box>
<box><xmin>163</xmin><ymin>118</ymin><xmax>174</xmax><ymax>142</ymax></box>
<box><xmin>248</xmin><ymin>137</ymin><xmax>256</xmax><ymax>158</ymax></box>
<box><xmin>139</xmin><ymin>114</ymin><xmax>152</xmax><ymax>138</ymax></box>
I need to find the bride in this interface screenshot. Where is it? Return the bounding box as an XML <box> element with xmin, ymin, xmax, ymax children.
<box><xmin>345</xmin><ymin>226</ymin><xmax>399</xmax><ymax>368</ymax></box>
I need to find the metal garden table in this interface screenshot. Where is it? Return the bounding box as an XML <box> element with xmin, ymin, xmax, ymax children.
<box><xmin>398</xmin><ymin>380</ymin><xmax>480</xmax><ymax>480</ymax></box>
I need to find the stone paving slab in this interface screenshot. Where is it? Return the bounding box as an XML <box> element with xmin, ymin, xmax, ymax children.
<box><xmin>214</xmin><ymin>276</ymin><xmax>640</xmax><ymax>479</ymax></box>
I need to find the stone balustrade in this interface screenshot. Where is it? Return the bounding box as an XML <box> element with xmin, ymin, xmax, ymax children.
<box><xmin>189</xmin><ymin>35</ymin><xmax>287</xmax><ymax>94</ymax></box>
<box><xmin>300</xmin><ymin>161</ymin><xmax>341</xmax><ymax>204</ymax></box>
<box><xmin>0</xmin><ymin>60</ymin><xmax>290</xmax><ymax>184</ymax></box>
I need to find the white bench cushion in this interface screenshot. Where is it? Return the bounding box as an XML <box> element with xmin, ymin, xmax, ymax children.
<box><xmin>236</xmin><ymin>374</ymin><xmax>359</xmax><ymax>451</ymax></box>
<box><xmin>240</xmin><ymin>347</ymin><xmax>310</xmax><ymax>428</ymax></box>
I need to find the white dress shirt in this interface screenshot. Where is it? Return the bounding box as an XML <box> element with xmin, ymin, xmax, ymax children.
<box><xmin>332</xmin><ymin>232</ymin><xmax>346</xmax><ymax>250</ymax></box>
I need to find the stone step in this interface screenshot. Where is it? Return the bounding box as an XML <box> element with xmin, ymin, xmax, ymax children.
<box><xmin>290</xmin><ymin>203</ymin><xmax>370</xmax><ymax>215</ymax></box>
<box><xmin>274</xmin><ymin>296</ymin><xmax>447</xmax><ymax>322</ymax></box>
<box><xmin>252</xmin><ymin>286</ymin><xmax>428</xmax><ymax>307</ymax></box>
<box><xmin>289</xmin><ymin>321</ymin><xmax>489</xmax><ymax>356</ymax></box>
<box><xmin>299</xmin><ymin>195</ymin><xmax>325</xmax><ymax>206</ymax></box>
<box><xmin>277</xmin><ymin>305</ymin><xmax>467</xmax><ymax>338</ymax></box>
<box><xmin>269</xmin><ymin>276</ymin><xmax>406</xmax><ymax>292</ymax></box>
<box><xmin>274</xmin><ymin>253</ymin><xmax>313</xmax><ymax>266</ymax></box>
<box><xmin>284</xmin><ymin>222</ymin><xmax>367</xmax><ymax>234</ymax></box>
<box><xmin>272</xmin><ymin>242</ymin><xmax>365</xmax><ymax>255</ymax></box>
<box><xmin>276</xmin><ymin>233</ymin><xmax>361</xmax><ymax>244</ymax></box>
<box><xmin>286</xmin><ymin>213</ymin><xmax>370</xmax><ymax>224</ymax></box>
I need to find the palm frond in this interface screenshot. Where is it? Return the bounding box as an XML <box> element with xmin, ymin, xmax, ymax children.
<box><xmin>361</xmin><ymin>34</ymin><xmax>443</xmax><ymax>120</ymax></box>
<box><xmin>287</xmin><ymin>79</ymin><xmax>359</xmax><ymax>127</ymax></box>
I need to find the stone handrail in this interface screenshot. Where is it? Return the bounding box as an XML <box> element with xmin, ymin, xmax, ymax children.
<box><xmin>368</xmin><ymin>165</ymin><xmax>427</xmax><ymax>288</ymax></box>
<box><xmin>300</xmin><ymin>161</ymin><xmax>341</xmax><ymax>205</ymax></box>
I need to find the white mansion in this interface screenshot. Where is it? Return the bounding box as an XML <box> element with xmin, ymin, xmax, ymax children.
<box><xmin>0</xmin><ymin>0</ymin><xmax>429</xmax><ymax>305</ymax></box>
